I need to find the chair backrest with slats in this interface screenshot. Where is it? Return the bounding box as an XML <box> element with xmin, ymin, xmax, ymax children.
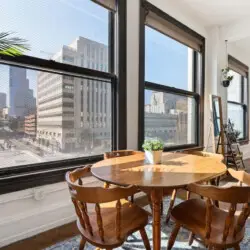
<box><xmin>228</xmin><ymin>168</ymin><xmax>250</xmax><ymax>186</ymax></box>
<box><xmin>184</xmin><ymin>150</ymin><xmax>224</xmax><ymax>162</ymax></box>
<box><xmin>104</xmin><ymin>150</ymin><xmax>143</xmax><ymax>159</ymax></box>
<box><xmin>188</xmin><ymin>183</ymin><xmax>250</xmax><ymax>242</ymax></box>
<box><xmin>66</xmin><ymin>165</ymin><xmax>138</xmax><ymax>242</ymax></box>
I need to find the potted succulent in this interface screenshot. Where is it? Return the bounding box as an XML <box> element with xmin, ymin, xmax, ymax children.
<box><xmin>221</xmin><ymin>67</ymin><xmax>234</xmax><ymax>87</ymax></box>
<box><xmin>142</xmin><ymin>139</ymin><xmax>164</xmax><ymax>164</ymax></box>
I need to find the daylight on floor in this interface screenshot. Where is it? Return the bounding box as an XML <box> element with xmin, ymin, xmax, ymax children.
<box><xmin>1</xmin><ymin>1</ymin><xmax>250</xmax><ymax>250</ymax></box>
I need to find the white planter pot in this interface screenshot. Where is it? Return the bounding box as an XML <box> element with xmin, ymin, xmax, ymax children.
<box><xmin>145</xmin><ymin>150</ymin><xmax>163</xmax><ymax>164</ymax></box>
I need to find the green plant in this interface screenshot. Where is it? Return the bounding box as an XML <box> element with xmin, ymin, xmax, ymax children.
<box><xmin>0</xmin><ymin>32</ymin><xmax>30</xmax><ymax>56</ymax></box>
<box><xmin>221</xmin><ymin>67</ymin><xmax>234</xmax><ymax>82</ymax></box>
<box><xmin>142</xmin><ymin>139</ymin><xmax>164</xmax><ymax>151</ymax></box>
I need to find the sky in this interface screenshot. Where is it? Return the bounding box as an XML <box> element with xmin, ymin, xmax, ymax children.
<box><xmin>0</xmin><ymin>0</ymin><xmax>188</xmax><ymax>106</ymax></box>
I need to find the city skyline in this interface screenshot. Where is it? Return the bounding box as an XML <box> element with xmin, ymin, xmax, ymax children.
<box><xmin>0</xmin><ymin>0</ymin><xmax>243</xmax><ymax>169</ymax></box>
<box><xmin>0</xmin><ymin>28</ymin><xmax>192</xmax><ymax>167</ymax></box>
<box><xmin>0</xmin><ymin>0</ymin><xmax>189</xmax><ymax>107</ymax></box>
<box><xmin>0</xmin><ymin>0</ymin><xmax>195</xmax><ymax>163</ymax></box>
<box><xmin>0</xmin><ymin>0</ymin><xmax>109</xmax><ymax>106</ymax></box>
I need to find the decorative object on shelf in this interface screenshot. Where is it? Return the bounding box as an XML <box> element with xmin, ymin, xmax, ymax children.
<box><xmin>221</xmin><ymin>40</ymin><xmax>233</xmax><ymax>87</ymax></box>
<box><xmin>216</xmin><ymin>119</ymin><xmax>246</xmax><ymax>170</ymax></box>
<box><xmin>225</xmin><ymin>119</ymin><xmax>245</xmax><ymax>170</ymax></box>
<box><xmin>142</xmin><ymin>139</ymin><xmax>164</xmax><ymax>164</ymax></box>
<box><xmin>225</xmin><ymin>120</ymin><xmax>241</xmax><ymax>143</ymax></box>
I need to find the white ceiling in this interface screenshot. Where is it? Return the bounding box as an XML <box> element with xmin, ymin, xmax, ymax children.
<box><xmin>174</xmin><ymin>0</ymin><xmax>250</xmax><ymax>54</ymax></box>
<box><xmin>233</xmin><ymin>36</ymin><xmax>250</xmax><ymax>50</ymax></box>
<box><xmin>177</xmin><ymin>0</ymin><xmax>250</xmax><ymax>26</ymax></box>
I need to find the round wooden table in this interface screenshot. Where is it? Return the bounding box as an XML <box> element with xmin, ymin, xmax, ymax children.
<box><xmin>92</xmin><ymin>152</ymin><xmax>227</xmax><ymax>250</ymax></box>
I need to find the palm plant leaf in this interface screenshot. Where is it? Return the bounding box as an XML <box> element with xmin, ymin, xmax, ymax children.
<box><xmin>0</xmin><ymin>32</ymin><xmax>30</xmax><ymax>56</ymax></box>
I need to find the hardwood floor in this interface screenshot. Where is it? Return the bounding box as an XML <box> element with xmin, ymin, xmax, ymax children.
<box><xmin>1</xmin><ymin>222</ymin><xmax>79</xmax><ymax>250</ymax></box>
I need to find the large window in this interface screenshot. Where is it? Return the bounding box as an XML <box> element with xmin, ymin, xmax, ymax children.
<box><xmin>0</xmin><ymin>0</ymin><xmax>125</xmax><ymax>193</ymax></box>
<box><xmin>227</xmin><ymin>56</ymin><xmax>249</xmax><ymax>142</ymax></box>
<box><xmin>140</xmin><ymin>2</ymin><xmax>205</xmax><ymax>150</ymax></box>
<box><xmin>0</xmin><ymin>66</ymin><xmax>113</xmax><ymax>168</ymax></box>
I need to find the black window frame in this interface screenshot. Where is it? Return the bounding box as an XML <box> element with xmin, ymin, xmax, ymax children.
<box><xmin>138</xmin><ymin>0</ymin><xmax>205</xmax><ymax>152</ymax></box>
<box><xmin>0</xmin><ymin>0</ymin><xmax>127</xmax><ymax>194</ymax></box>
<box><xmin>227</xmin><ymin>55</ymin><xmax>249</xmax><ymax>144</ymax></box>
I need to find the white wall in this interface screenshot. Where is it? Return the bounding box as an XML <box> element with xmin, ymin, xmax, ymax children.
<box><xmin>2</xmin><ymin>0</ymin><xmax>250</xmax><ymax>247</ymax></box>
<box><xmin>203</xmin><ymin>26</ymin><xmax>228</xmax><ymax>151</ymax></box>
<box><xmin>127</xmin><ymin>0</ymin><xmax>140</xmax><ymax>149</ymax></box>
<box><xmin>0</xmin><ymin>182</ymin><xmax>74</xmax><ymax>247</ymax></box>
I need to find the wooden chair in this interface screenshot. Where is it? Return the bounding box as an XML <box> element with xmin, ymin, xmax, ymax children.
<box><xmin>185</xmin><ymin>150</ymin><xmax>224</xmax><ymax>159</ymax></box>
<box><xmin>103</xmin><ymin>150</ymin><xmax>144</xmax><ymax>202</ymax></box>
<box><xmin>104</xmin><ymin>149</ymin><xmax>144</xmax><ymax>160</ymax></box>
<box><xmin>165</xmin><ymin>150</ymin><xmax>224</xmax><ymax>223</ymax></box>
<box><xmin>66</xmin><ymin>165</ymin><xmax>151</xmax><ymax>250</ymax></box>
<box><xmin>185</xmin><ymin>150</ymin><xmax>224</xmax><ymax>186</ymax></box>
<box><xmin>167</xmin><ymin>183</ymin><xmax>250</xmax><ymax>250</ymax></box>
<box><xmin>228</xmin><ymin>168</ymin><xmax>250</xmax><ymax>186</ymax></box>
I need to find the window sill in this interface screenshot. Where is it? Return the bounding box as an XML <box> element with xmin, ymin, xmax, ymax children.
<box><xmin>179</xmin><ymin>146</ymin><xmax>204</xmax><ymax>152</ymax></box>
<box><xmin>163</xmin><ymin>144</ymin><xmax>203</xmax><ymax>152</ymax></box>
<box><xmin>0</xmin><ymin>156</ymin><xmax>102</xmax><ymax>195</ymax></box>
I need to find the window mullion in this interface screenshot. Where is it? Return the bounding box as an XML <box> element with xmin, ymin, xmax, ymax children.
<box><xmin>241</xmin><ymin>75</ymin><xmax>244</xmax><ymax>104</ymax></box>
<box><xmin>145</xmin><ymin>81</ymin><xmax>199</xmax><ymax>98</ymax></box>
<box><xmin>192</xmin><ymin>51</ymin><xmax>197</xmax><ymax>93</ymax></box>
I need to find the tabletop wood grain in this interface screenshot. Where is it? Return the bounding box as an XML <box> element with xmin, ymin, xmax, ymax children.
<box><xmin>92</xmin><ymin>152</ymin><xmax>227</xmax><ymax>188</ymax></box>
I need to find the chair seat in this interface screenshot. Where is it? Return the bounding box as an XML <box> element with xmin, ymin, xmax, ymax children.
<box><xmin>77</xmin><ymin>199</ymin><xmax>149</xmax><ymax>248</ymax></box>
<box><xmin>171</xmin><ymin>199</ymin><xmax>245</xmax><ymax>247</ymax></box>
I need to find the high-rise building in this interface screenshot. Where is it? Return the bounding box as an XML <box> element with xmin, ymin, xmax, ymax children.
<box><xmin>37</xmin><ymin>37</ymin><xmax>111</xmax><ymax>153</ymax></box>
<box><xmin>0</xmin><ymin>93</ymin><xmax>7</xmax><ymax>108</ymax></box>
<box><xmin>9</xmin><ymin>66</ymin><xmax>36</xmax><ymax>117</ymax></box>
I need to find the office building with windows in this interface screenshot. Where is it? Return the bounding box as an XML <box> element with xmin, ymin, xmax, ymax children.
<box><xmin>37</xmin><ymin>37</ymin><xmax>111</xmax><ymax>152</ymax></box>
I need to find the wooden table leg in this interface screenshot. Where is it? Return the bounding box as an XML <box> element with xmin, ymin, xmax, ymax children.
<box><xmin>151</xmin><ymin>188</ymin><xmax>163</xmax><ymax>250</ymax></box>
